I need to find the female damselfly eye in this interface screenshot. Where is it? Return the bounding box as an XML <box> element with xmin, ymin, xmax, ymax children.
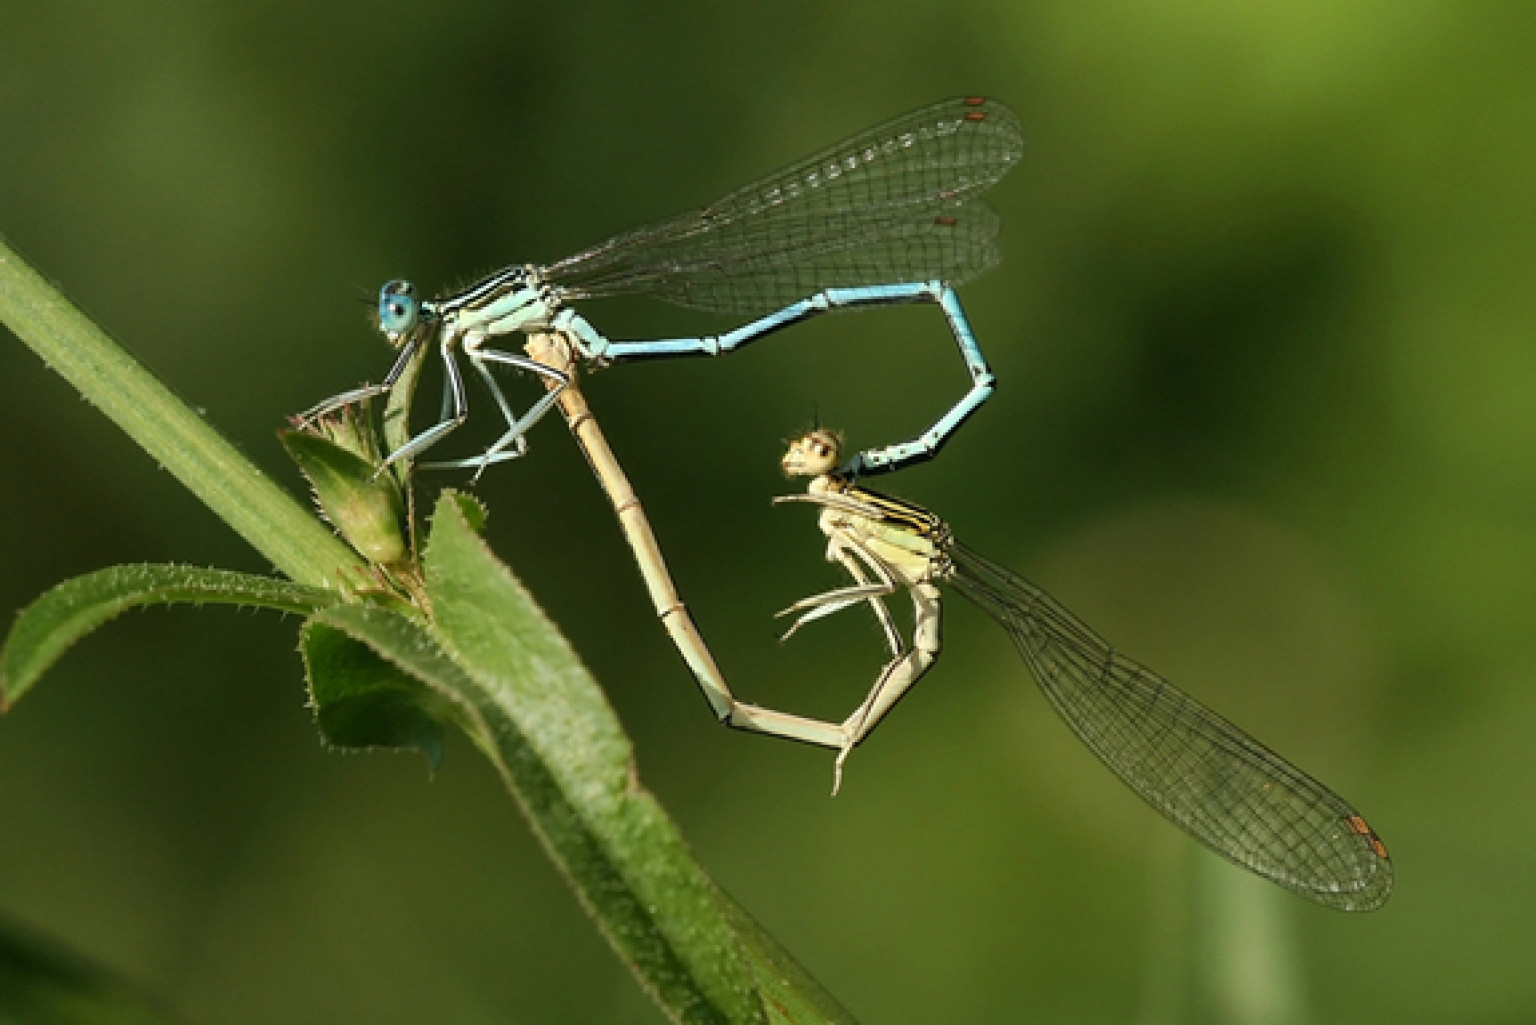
<box><xmin>377</xmin><ymin>280</ymin><xmax>419</xmax><ymax>337</ymax></box>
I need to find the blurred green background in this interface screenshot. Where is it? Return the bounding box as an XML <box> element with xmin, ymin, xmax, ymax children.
<box><xmin>2</xmin><ymin>0</ymin><xmax>1532</xmax><ymax>1021</ymax></box>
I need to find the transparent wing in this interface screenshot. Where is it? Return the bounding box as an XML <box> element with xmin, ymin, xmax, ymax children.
<box><xmin>945</xmin><ymin>542</ymin><xmax>1392</xmax><ymax>911</ymax></box>
<box><xmin>544</xmin><ymin>97</ymin><xmax>1023</xmax><ymax>315</ymax></box>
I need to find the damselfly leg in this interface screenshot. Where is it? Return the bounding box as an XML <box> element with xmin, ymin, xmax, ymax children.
<box><xmin>295</xmin><ymin>337</ymin><xmax>422</xmax><ymax>426</ymax></box>
<box><xmin>422</xmin><ymin>345</ymin><xmax>570</xmax><ymax>478</ymax></box>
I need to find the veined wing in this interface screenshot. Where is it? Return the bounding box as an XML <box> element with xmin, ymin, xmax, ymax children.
<box><xmin>545</xmin><ymin>97</ymin><xmax>1023</xmax><ymax>315</ymax></box>
<box><xmin>945</xmin><ymin>542</ymin><xmax>1392</xmax><ymax>912</ymax></box>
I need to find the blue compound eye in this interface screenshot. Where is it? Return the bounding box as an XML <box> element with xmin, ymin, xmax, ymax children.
<box><xmin>378</xmin><ymin>280</ymin><xmax>419</xmax><ymax>337</ymax></box>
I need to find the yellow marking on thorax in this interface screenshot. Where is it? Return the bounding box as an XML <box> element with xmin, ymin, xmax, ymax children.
<box><xmin>816</xmin><ymin>477</ymin><xmax>950</xmax><ymax>582</ymax></box>
<box><xmin>844</xmin><ymin>484</ymin><xmax>947</xmax><ymax>539</ymax></box>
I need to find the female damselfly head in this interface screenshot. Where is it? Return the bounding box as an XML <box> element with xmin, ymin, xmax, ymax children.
<box><xmin>376</xmin><ymin>280</ymin><xmax>422</xmax><ymax>344</ymax></box>
<box><xmin>782</xmin><ymin>428</ymin><xmax>844</xmax><ymax>478</ymax></box>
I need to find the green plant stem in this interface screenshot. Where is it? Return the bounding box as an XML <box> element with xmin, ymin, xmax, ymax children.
<box><xmin>0</xmin><ymin>236</ymin><xmax>362</xmax><ymax>587</ymax></box>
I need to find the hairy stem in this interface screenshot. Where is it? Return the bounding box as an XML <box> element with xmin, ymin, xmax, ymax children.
<box><xmin>0</xmin><ymin>236</ymin><xmax>362</xmax><ymax>587</ymax></box>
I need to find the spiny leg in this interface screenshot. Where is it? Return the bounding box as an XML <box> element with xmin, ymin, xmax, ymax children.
<box><xmin>777</xmin><ymin>543</ymin><xmax>902</xmax><ymax>656</ymax></box>
<box><xmin>379</xmin><ymin>338</ymin><xmax>468</xmax><ymax>467</ymax></box>
<box><xmin>773</xmin><ymin>525</ymin><xmax>938</xmax><ymax>793</ymax></box>
<box><xmin>724</xmin><ymin>544</ymin><xmax>914</xmax><ymax>771</ymax></box>
<box><xmin>424</xmin><ymin>346</ymin><xmax>570</xmax><ymax>477</ymax></box>
<box><xmin>470</xmin><ymin>345</ymin><xmax>529</xmax><ymax>453</ymax></box>
<box><xmin>776</xmin><ymin>582</ymin><xmax>895</xmax><ymax>641</ymax></box>
<box><xmin>834</xmin><ymin>581</ymin><xmax>943</xmax><ymax>793</ymax></box>
<box><xmin>294</xmin><ymin>337</ymin><xmax>422</xmax><ymax>426</ymax></box>
<box><xmin>432</xmin><ymin>354</ymin><xmax>528</xmax><ymax>478</ymax></box>
<box><xmin>473</xmin><ymin>347</ymin><xmax>569</xmax><ymax>461</ymax></box>
<box><xmin>841</xmin><ymin>540</ymin><xmax>906</xmax><ymax>658</ymax></box>
<box><xmin>845</xmin><ymin>582</ymin><xmax>943</xmax><ymax>743</ymax></box>
<box><xmin>774</xmin><ymin>491</ymin><xmax>906</xmax><ymax>654</ymax></box>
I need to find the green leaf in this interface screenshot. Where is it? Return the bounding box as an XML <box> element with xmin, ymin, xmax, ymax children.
<box><xmin>421</xmin><ymin>493</ymin><xmax>762</xmax><ymax>1023</ymax></box>
<box><xmin>0</xmin><ymin>916</ymin><xmax>178</xmax><ymax>1025</ymax></box>
<box><xmin>444</xmin><ymin>489</ymin><xmax>488</xmax><ymax>534</ymax></box>
<box><xmin>281</xmin><ymin>428</ymin><xmax>409</xmax><ymax>565</ymax></box>
<box><xmin>301</xmin><ymin>616</ymin><xmax>449</xmax><ymax>770</ymax></box>
<box><xmin>303</xmin><ymin>596</ymin><xmax>762</xmax><ymax>1023</ymax></box>
<box><xmin>380</xmin><ymin>338</ymin><xmax>429</xmax><ymax>466</ymax></box>
<box><xmin>380</xmin><ymin>340</ymin><xmax>431</xmax><ymax>552</ymax></box>
<box><xmin>1</xmin><ymin>565</ymin><xmax>334</xmax><ymax>708</ymax></box>
<box><xmin>301</xmin><ymin>493</ymin><xmax>858</xmax><ymax>1023</ymax></box>
<box><xmin>717</xmin><ymin>896</ymin><xmax>858</xmax><ymax>1025</ymax></box>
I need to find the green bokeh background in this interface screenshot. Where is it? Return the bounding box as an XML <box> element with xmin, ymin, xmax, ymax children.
<box><xmin>2</xmin><ymin>1</ymin><xmax>1532</xmax><ymax>1021</ymax></box>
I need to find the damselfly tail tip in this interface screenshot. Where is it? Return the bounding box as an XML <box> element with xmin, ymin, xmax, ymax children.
<box><xmin>831</xmin><ymin>749</ymin><xmax>851</xmax><ymax>797</ymax></box>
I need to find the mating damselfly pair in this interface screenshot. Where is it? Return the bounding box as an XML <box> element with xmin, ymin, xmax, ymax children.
<box><xmin>302</xmin><ymin>96</ymin><xmax>1391</xmax><ymax>911</ymax></box>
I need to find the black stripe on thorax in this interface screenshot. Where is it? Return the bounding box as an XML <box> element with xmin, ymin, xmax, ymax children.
<box><xmin>843</xmin><ymin>484</ymin><xmax>947</xmax><ymax>539</ymax></box>
<box><xmin>438</xmin><ymin>266</ymin><xmax>531</xmax><ymax>314</ymax></box>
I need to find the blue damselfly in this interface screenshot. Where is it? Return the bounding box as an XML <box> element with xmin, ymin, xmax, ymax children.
<box><xmin>300</xmin><ymin>97</ymin><xmax>1022</xmax><ymax>478</ymax></box>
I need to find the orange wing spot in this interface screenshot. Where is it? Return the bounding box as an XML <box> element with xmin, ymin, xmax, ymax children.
<box><xmin>964</xmin><ymin>111</ymin><xmax>987</xmax><ymax>122</ymax></box>
<box><xmin>1345</xmin><ymin>815</ymin><xmax>1390</xmax><ymax>858</ymax></box>
<box><xmin>963</xmin><ymin>96</ymin><xmax>987</xmax><ymax>106</ymax></box>
<box><xmin>935</xmin><ymin>216</ymin><xmax>958</xmax><ymax>227</ymax></box>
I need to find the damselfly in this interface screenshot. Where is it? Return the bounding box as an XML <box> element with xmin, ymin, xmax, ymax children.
<box><xmin>299</xmin><ymin>97</ymin><xmax>1022</xmax><ymax>479</ymax></box>
<box><xmin>774</xmin><ymin>428</ymin><xmax>1393</xmax><ymax>912</ymax></box>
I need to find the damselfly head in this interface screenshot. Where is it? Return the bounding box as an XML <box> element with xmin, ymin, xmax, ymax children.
<box><xmin>377</xmin><ymin>280</ymin><xmax>421</xmax><ymax>344</ymax></box>
<box><xmin>782</xmin><ymin>428</ymin><xmax>842</xmax><ymax>478</ymax></box>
